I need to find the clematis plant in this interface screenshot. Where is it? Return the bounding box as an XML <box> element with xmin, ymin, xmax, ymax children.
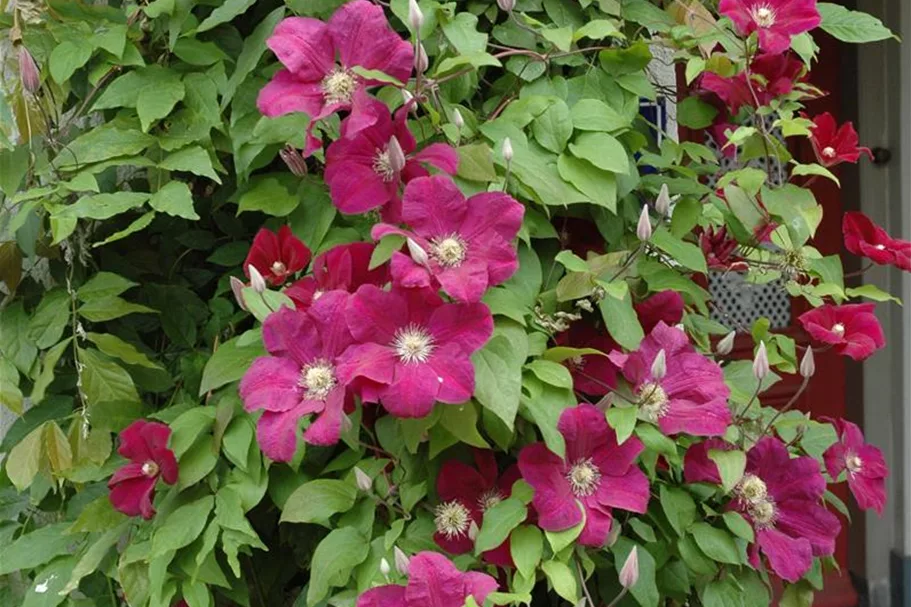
<box><xmin>108</xmin><ymin>420</ymin><xmax>178</xmax><ymax>519</ymax></box>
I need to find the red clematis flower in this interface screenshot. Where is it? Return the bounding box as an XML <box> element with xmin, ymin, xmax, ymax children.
<box><xmin>518</xmin><ymin>404</ymin><xmax>650</xmax><ymax>547</ymax></box>
<box><xmin>325</xmin><ymin>96</ymin><xmax>459</xmax><ymax>222</ymax></box>
<box><xmin>257</xmin><ymin>0</ymin><xmax>414</xmax><ymax>155</ymax></box>
<box><xmin>243</xmin><ymin>226</ymin><xmax>311</xmax><ymax>286</ymax></box>
<box><xmin>556</xmin><ymin>320</ymin><xmax>619</xmax><ymax>397</ymax></box>
<box><xmin>683</xmin><ymin>438</ymin><xmax>734</xmax><ymax>484</ymax></box>
<box><xmin>719</xmin><ymin>0</ymin><xmax>820</xmax><ymax>55</ymax></box>
<box><xmin>285</xmin><ymin>242</ymin><xmax>389</xmax><ymax>310</ymax></box>
<box><xmin>824</xmin><ymin>418</ymin><xmax>888</xmax><ymax>515</ymax></box>
<box><xmin>433</xmin><ymin>449</ymin><xmax>522</xmax><ymax>566</ymax></box>
<box><xmin>108</xmin><ymin>420</ymin><xmax>178</xmax><ymax>519</ymax></box>
<box><xmin>806</xmin><ymin>112</ymin><xmax>872</xmax><ymax>167</ymax></box>
<box><xmin>701</xmin><ymin>53</ymin><xmax>804</xmax><ymax>114</ymax></box>
<box><xmin>798</xmin><ymin>303</ymin><xmax>885</xmax><ymax>361</ymax></box>
<box><xmin>843</xmin><ymin>212</ymin><xmax>911</xmax><ymax>272</ymax></box>
<box><xmin>636</xmin><ymin>291</ymin><xmax>685</xmax><ymax>333</ymax></box>
<box><xmin>700</xmin><ymin>226</ymin><xmax>744</xmax><ymax>270</ymax></box>
<box><xmin>356</xmin><ymin>551</ymin><xmax>497</xmax><ymax>607</ymax></box>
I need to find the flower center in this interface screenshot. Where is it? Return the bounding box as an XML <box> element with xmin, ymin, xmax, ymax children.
<box><xmin>372</xmin><ymin>149</ymin><xmax>395</xmax><ymax>182</ymax></box>
<box><xmin>299</xmin><ymin>360</ymin><xmax>337</xmax><ymax>400</ymax></box>
<box><xmin>846</xmin><ymin>452</ymin><xmax>863</xmax><ymax>473</ymax></box>
<box><xmin>478</xmin><ymin>489</ymin><xmax>505</xmax><ymax>512</ymax></box>
<box><xmin>832</xmin><ymin>323</ymin><xmax>846</xmax><ymax>337</ymax></box>
<box><xmin>271</xmin><ymin>261</ymin><xmax>287</xmax><ymax>276</ymax></box>
<box><xmin>749</xmin><ymin>498</ymin><xmax>777</xmax><ymax>528</ymax></box>
<box><xmin>637</xmin><ymin>382</ymin><xmax>670</xmax><ymax>421</ymax></box>
<box><xmin>566</xmin><ymin>457</ymin><xmax>602</xmax><ymax>497</ymax></box>
<box><xmin>392</xmin><ymin>324</ymin><xmax>435</xmax><ymax>364</ymax></box>
<box><xmin>321</xmin><ymin>67</ymin><xmax>357</xmax><ymax>105</ymax></box>
<box><xmin>822</xmin><ymin>146</ymin><xmax>837</xmax><ymax>159</ymax></box>
<box><xmin>750</xmin><ymin>3</ymin><xmax>776</xmax><ymax>27</ymax></box>
<box><xmin>738</xmin><ymin>474</ymin><xmax>768</xmax><ymax>503</ymax></box>
<box><xmin>141</xmin><ymin>460</ymin><xmax>159</xmax><ymax>477</ymax></box>
<box><xmin>569</xmin><ymin>355</ymin><xmax>586</xmax><ymax>370</ymax></box>
<box><xmin>313</xmin><ymin>290</ymin><xmax>324</xmax><ymax>300</ymax></box>
<box><xmin>429</xmin><ymin>235</ymin><xmax>468</xmax><ymax>268</ymax></box>
<box><xmin>434</xmin><ymin>500</ymin><xmax>471</xmax><ymax>538</ymax></box>
<box><xmin>875</xmin><ymin>244</ymin><xmax>886</xmax><ymax>250</ymax></box>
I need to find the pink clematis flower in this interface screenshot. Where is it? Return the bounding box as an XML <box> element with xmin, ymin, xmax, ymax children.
<box><xmin>609</xmin><ymin>322</ymin><xmax>732</xmax><ymax>436</ymax></box>
<box><xmin>356</xmin><ymin>551</ymin><xmax>497</xmax><ymax>607</ymax></box>
<box><xmin>517</xmin><ymin>404</ymin><xmax>650</xmax><ymax>547</ymax></box>
<box><xmin>285</xmin><ymin>242</ymin><xmax>389</xmax><ymax>310</ymax></box>
<box><xmin>244</xmin><ymin>226</ymin><xmax>311</xmax><ymax>287</ymax></box>
<box><xmin>239</xmin><ymin>292</ymin><xmax>355</xmax><ymax>461</ymax></box>
<box><xmin>325</xmin><ymin>96</ymin><xmax>459</xmax><ymax>222</ymax></box>
<box><xmin>843</xmin><ymin>212</ymin><xmax>911</xmax><ymax>272</ymax></box>
<box><xmin>339</xmin><ymin>285</ymin><xmax>493</xmax><ymax>418</ymax></box>
<box><xmin>733</xmin><ymin>437</ymin><xmax>840</xmax><ymax>582</ymax></box>
<box><xmin>719</xmin><ymin>0</ymin><xmax>820</xmax><ymax>55</ymax></box>
<box><xmin>798</xmin><ymin>303</ymin><xmax>885</xmax><ymax>361</ymax></box>
<box><xmin>372</xmin><ymin>176</ymin><xmax>525</xmax><ymax>303</ymax></box>
<box><xmin>701</xmin><ymin>53</ymin><xmax>804</xmax><ymax>114</ymax></box>
<box><xmin>683</xmin><ymin>438</ymin><xmax>734</xmax><ymax>484</ymax></box>
<box><xmin>806</xmin><ymin>112</ymin><xmax>873</xmax><ymax>167</ymax></box>
<box><xmin>434</xmin><ymin>449</ymin><xmax>523</xmax><ymax>566</ymax></box>
<box><xmin>556</xmin><ymin>320</ymin><xmax>619</xmax><ymax>396</ymax></box>
<box><xmin>823</xmin><ymin>418</ymin><xmax>888</xmax><ymax>515</ymax></box>
<box><xmin>108</xmin><ymin>420</ymin><xmax>178</xmax><ymax>520</ymax></box>
<box><xmin>257</xmin><ymin>1</ymin><xmax>414</xmax><ymax>155</ymax></box>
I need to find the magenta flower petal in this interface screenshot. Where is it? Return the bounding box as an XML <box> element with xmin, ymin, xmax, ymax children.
<box><xmin>403</xmin><ymin>176</ymin><xmax>470</xmax><ymax>234</ymax></box>
<box><xmin>239</xmin><ymin>357</ymin><xmax>302</xmax><ymax>413</ymax></box>
<box><xmin>518</xmin><ymin>443</ymin><xmax>583</xmax><ymax>531</ymax></box>
<box><xmin>683</xmin><ymin>439</ymin><xmax>731</xmax><ymax>484</ymax></box>
<box><xmin>357</xmin><ymin>585</ymin><xmax>407</xmax><ymax>607</ymax></box>
<box><xmin>593</xmin><ymin>466</ymin><xmax>650</xmax><ymax>514</ymax></box>
<box><xmin>380</xmin><ymin>363</ymin><xmax>442</xmax><ymax>417</ymax></box>
<box><xmin>576</xmin><ymin>503</ymin><xmax>614</xmax><ymax>547</ymax></box>
<box><xmin>412</xmin><ymin>143</ymin><xmax>460</xmax><ymax>174</ymax></box>
<box><xmin>336</xmin><ymin>342</ymin><xmax>398</xmax><ymax>388</ymax></box>
<box><xmin>262</xmin><ymin>305</ymin><xmax>321</xmax><ymax>363</ymax></box>
<box><xmin>109</xmin><ymin>420</ymin><xmax>178</xmax><ymax>519</ymax></box>
<box><xmin>427</xmin><ymin>301</ymin><xmax>494</xmax><ymax>354</ymax></box>
<box><xmin>558</xmin><ymin>402</ymin><xmax>609</xmax><ymax>462</ymax></box>
<box><xmin>109</xmin><ymin>471</ymin><xmax>158</xmax><ymax>519</ymax></box>
<box><xmin>303</xmin><ymin>388</ymin><xmax>347</xmax><ymax>446</ymax></box>
<box><xmin>257</xmin><ymin>71</ymin><xmax>325</xmax><ymax>118</ymax></box>
<box><xmin>403</xmin><ymin>552</ymin><xmax>498</xmax><ymax>607</ymax></box>
<box><xmin>346</xmin><ymin>285</ymin><xmax>412</xmax><ymax>344</ymax></box>
<box><xmin>328</xmin><ymin>0</ymin><xmax>414</xmax><ymax>86</ymax></box>
<box><xmin>824</xmin><ymin>418</ymin><xmax>888</xmax><ymax>515</ymax></box>
<box><xmin>799</xmin><ymin>303</ymin><xmax>885</xmax><ymax>361</ymax></box>
<box><xmin>843</xmin><ymin>212</ymin><xmax>911</xmax><ymax>271</ymax></box>
<box><xmin>428</xmin><ymin>347</ymin><xmax>476</xmax><ymax>404</ymax></box>
<box><xmin>266</xmin><ymin>17</ymin><xmax>334</xmax><ymax>80</ymax></box>
<box><xmin>756</xmin><ymin>528</ymin><xmax>813</xmax><ymax>583</ymax></box>
<box><xmin>457</xmin><ymin>192</ymin><xmax>525</xmax><ymax>243</ymax></box>
<box><xmin>256</xmin><ymin>405</ymin><xmax>310</xmax><ymax>462</ymax></box>
<box><xmin>718</xmin><ymin>0</ymin><xmax>820</xmax><ymax>54</ymax></box>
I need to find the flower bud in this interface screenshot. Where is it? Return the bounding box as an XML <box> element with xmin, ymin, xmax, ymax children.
<box><xmin>651</xmin><ymin>349</ymin><xmax>667</xmax><ymax>380</ymax></box>
<box><xmin>406</xmin><ymin>237</ymin><xmax>429</xmax><ymax>266</ymax></box>
<box><xmin>380</xmin><ymin>558</ymin><xmax>391</xmax><ymax>577</ymax></box>
<box><xmin>354</xmin><ymin>467</ymin><xmax>373</xmax><ymax>492</ymax></box>
<box><xmin>799</xmin><ymin>346</ymin><xmax>815</xmax><ymax>378</ymax></box>
<box><xmin>655</xmin><ymin>183</ymin><xmax>671</xmax><ymax>216</ymax></box>
<box><xmin>402</xmin><ymin>89</ymin><xmax>415</xmax><ymax>108</ymax></box>
<box><xmin>606</xmin><ymin>521</ymin><xmax>622</xmax><ymax>547</ymax></box>
<box><xmin>394</xmin><ymin>546</ymin><xmax>410</xmax><ymax>575</ymax></box>
<box><xmin>408</xmin><ymin>0</ymin><xmax>424</xmax><ymax>33</ymax></box>
<box><xmin>279</xmin><ymin>145</ymin><xmax>307</xmax><ymax>177</ymax></box>
<box><xmin>636</xmin><ymin>206</ymin><xmax>652</xmax><ymax>242</ymax></box>
<box><xmin>414</xmin><ymin>42</ymin><xmax>429</xmax><ymax>73</ymax></box>
<box><xmin>502</xmin><ymin>137</ymin><xmax>513</xmax><ymax>162</ymax></box>
<box><xmin>230</xmin><ymin>276</ymin><xmax>248</xmax><ymax>311</ymax></box>
<box><xmin>753</xmin><ymin>341</ymin><xmax>769</xmax><ymax>381</ymax></box>
<box><xmin>716</xmin><ymin>330</ymin><xmax>736</xmax><ymax>356</ymax></box>
<box><xmin>247</xmin><ymin>265</ymin><xmax>266</xmax><ymax>294</ymax></box>
<box><xmin>18</xmin><ymin>46</ymin><xmax>40</xmax><ymax>94</ymax></box>
<box><xmin>468</xmin><ymin>520</ymin><xmax>479</xmax><ymax>541</ymax></box>
<box><xmin>497</xmin><ymin>0</ymin><xmax>516</xmax><ymax>12</ymax></box>
<box><xmin>619</xmin><ymin>547</ymin><xmax>639</xmax><ymax>589</ymax></box>
<box><xmin>452</xmin><ymin>108</ymin><xmax>464</xmax><ymax>130</ymax></box>
<box><xmin>387</xmin><ymin>136</ymin><xmax>406</xmax><ymax>173</ymax></box>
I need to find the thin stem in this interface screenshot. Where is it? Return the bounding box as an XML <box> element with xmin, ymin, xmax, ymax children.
<box><xmin>761</xmin><ymin>375</ymin><xmax>810</xmax><ymax>436</ymax></box>
<box><xmin>606</xmin><ymin>588</ymin><xmax>629</xmax><ymax>607</ymax></box>
<box><xmin>576</xmin><ymin>558</ymin><xmax>596</xmax><ymax>607</ymax></box>
<box><xmin>735</xmin><ymin>382</ymin><xmax>763</xmax><ymax>421</ymax></box>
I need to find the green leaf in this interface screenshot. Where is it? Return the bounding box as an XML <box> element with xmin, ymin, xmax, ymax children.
<box><xmin>569</xmin><ymin>132</ymin><xmax>630</xmax><ymax>174</ymax></box>
<box><xmin>818</xmin><ymin>3</ymin><xmax>897</xmax><ymax>43</ymax></box>
<box><xmin>307</xmin><ymin>527</ymin><xmax>370</xmax><ymax>605</ymax></box>
<box><xmin>0</xmin><ymin>523</ymin><xmax>83</xmax><ymax>575</ymax></box>
<box><xmin>708</xmin><ymin>449</ymin><xmax>746</xmax><ymax>493</ymax></box>
<box><xmin>650</xmin><ymin>229</ymin><xmax>707</xmax><ymax>274</ymax></box>
<box><xmin>54</xmin><ymin>124</ymin><xmax>155</xmax><ymax>169</ymax></box>
<box><xmin>44</xmin><ymin>421</ymin><xmax>72</xmax><ymax>474</ymax></box>
<box><xmin>791</xmin><ymin>162</ymin><xmax>840</xmax><ymax>185</ymax></box>
<box><xmin>93</xmin><ymin>212</ymin><xmax>156</xmax><ymax>248</ymax></box>
<box><xmin>677</xmin><ymin>96</ymin><xmax>719</xmax><ymax>129</ymax></box>
<box><xmin>370</xmin><ymin>234</ymin><xmax>405</xmax><ymax>270</ymax></box>
<box><xmin>56</xmin><ymin>192</ymin><xmax>150</xmax><ymax>220</ymax></box>
<box><xmin>237</xmin><ymin>177</ymin><xmax>299</xmax><ymax>216</ymax></box>
<box><xmin>224</xmin><ymin>7</ymin><xmax>284</xmax><ymax>105</ymax></box>
<box><xmin>88</xmin><ymin>399</ymin><xmax>145</xmax><ymax>432</ymax></box>
<box><xmin>198</xmin><ymin>336</ymin><xmax>265</xmax><ymax>395</ymax></box>
<box><xmin>137</xmin><ymin>75</ymin><xmax>185</xmax><ymax>132</ymax></box>
<box><xmin>659</xmin><ymin>485</ymin><xmax>696</xmax><ymax>536</ymax></box>
<box><xmin>0</xmin><ymin>302</ymin><xmax>37</xmax><ymax>375</ymax></box>
<box><xmin>441</xmin><ymin>12</ymin><xmax>488</xmax><ymax>54</ymax></box>
<box><xmin>613</xmin><ymin>537</ymin><xmax>659</xmax><ymax>607</ymax></box>
<box><xmin>457</xmin><ymin>144</ymin><xmax>498</xmax><ymax>182</ymax></box>
<box><xmin>197</xmin><ymin>0</ymin><xmax>257</xmax><ymax>32</ymax></box>
<box><xmin>149</xmin><ymin>181</ymin><xmax>199</xmax><ymax>219</ymax></box>
<box><xmin>722</xmin><ymin>511</ymin><xmax>755</xmax><ymax>542</ymax></box>
<box><xmin>160</xmin><ymin>146</ymin><xmax>221</xmax><ymax>183</ymax></box>
<box><xmin>79</xmin><ymin>296</ymin><xmax>157</xmax><ymax>322</ymax></box>
<box><xmin>475</xmin><ymin>497</ymin><xmax>527</xmax><ymax>554</ymax></box>
<box><xmin>846</xmin><ymin>284</ymin><xmax>902</xmax><ymax>304</ymax></box>
<box><xmin>526</xmin><ymin>359</ymin><xmax>574</xmax><ymax>389</ymax></box>
<box><xmin>177</xmin><ymin>436</ymin><xmax>219</xmax><ymax>490</ymax></box>
<box><xmin>472</xmin><ymin>328</ymin><xmax>528</xmax><ymax>430</ymax></box>
<box><xmin>49</xmin><ymin>40</ymin><xmax>94</xmax><ymax>84</ymax></box>
<box><xmin>599</xmin><ymin>289</ymin><xmax>644</xmax><ymax>350</ymax></box>
<box><xmin>557</xmin><ymin>154</ymin><xmax>618</xmax><ymax>211</ymax></box>
<box><xmin>85</xmin><ymin>332</ymin><xmax>162</xmax><ymax>369</ymax></box>
<box><xmin>80</xmin><ymin>348</ymin><xmax>140</xmax><ymax>404</ymax></box>
<box><xmin>61</xmin><ymin>526</ymin><xmax>123</xmax><ymax>594</ymax></box>
<box><xmin>570</xmin><ymin>99</ymin><xmax>629</xmax><ymax>133</ymax></box>
<box><xmin>21</xmin><ymin>554</ymin><xmax>79</xmax><ymax>607</ymax></box>
<box><xmin>544</xmin><ymin>510</ymin><xmax>584</xmax><ymax>552</ymax></box>
<box><xmin>77</xmin><ymin>272</ymin><xmax>137</xmax><ymax>301</ymax></box>
<box><xmin>606</xmin><ymin>406</ymin><xmax>638</xmax><ymax>444</ymax></box>
<box><xmin>68</xmin><ymin>495</ymin><xmax>128</xmax><ymax>533</ymax></box>
<box><xmin>690</xmin><ymin>523</ymin><xmax>741</xmax><ymax>565</ymax></box>
<box><xmin>575</xmin><ymin>19</ymin><xmax>623</xmax><ymax>41</ymax></box>
<box><xmin>5</xmin><ymin>424</ymin><xmax>45</xmax><ymax>492</ymax></box>
<box><xmin>27</xmin><ymin>288</ymin><xmax>70</xmax><ymax>349</ymax></box>
<box><xmin>532</xmin><ymin>100</ymin><xmax>573</xmax><ymax>153</ymax></box>
<box><xmin>542</xmin><ymin>26</ymin><xmax>574</xmax><ymax>52</ymax></box>
<box><xmin>510</xmin><ymin>525</ymin><xmax>543</xmax><ymax>579</ymax></box>
<box><xmin>439</xmin><ymin>402</ymin><xmax>489</xmax><ymax>448</ymax></box>
<box><xmin>173</xmin><ymin>38</ymin><xmax>229</xmax><ymax>65</ymax></box>
<box><xmin>151</xmin><ymin>495</ymin><xmax>214</xmax><ymax>558</ymax></box>
<box><xmin>0</xmin><ymin>357</ymin><xmax>23</xmax><ymax>414</ymax></box>
<box><xmin>541</xmin><ymin>560</ymin><xmax>578</xmax><ymax>603</ymax></box>
<box><xmin>281</xmin><ymin>480</ymin><xmax>358</xmax><ymax>524</ymax></box>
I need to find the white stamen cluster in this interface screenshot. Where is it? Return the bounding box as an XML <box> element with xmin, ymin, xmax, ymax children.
<box><xmin>429</xmin><ymin>235</ymin><xmax>468</xmax><ymax>268</ymax></box>
<box><xmin>566</xmin><ymin>457</ymin><xmax>602</xmax><ymax>497</ymax></box>
<box><xmin>372</xmin><ymin>149</ymin><xmax>395</xmax><ymax>182</ymax></box>
<box><xmin>141</xmin><ymin>461</ymin><xmax>160</xmax><ymax>477</ymax></box>
<box><xmin>392</xmin><ymin>324</ymin><xmax>435</xmax><ymax>364</ymax></box>
<box><xmin>321</xmin><ymin>67</ymin><xmax>357</xmax><ymax>105</ymax></box>
<box><xmin>434</xmin><ymin>500</ymin><xmax>471</xmax><ymax>538</ymax></box>
<box><xmin>271</xmin><ymin>260</ymin><xmax>287</xmax><ymax>276</ymax></box>
<box><xmin>299</xmin><ymin>360</ymin><xmax>337</xmax><ymax>400</ymax></box>
<box><xmin>822</xmin><ymin>146</ymin><xmax>837</xmax><ymax>159</ymax></box>
<box><xmin>638</xmin><ymin>382</ymin><xmax>670</xmax><ymax>421</ymax></box>
<box><xmin>846</xmin><ymin>452</ymin><xmax>864</xmax><ymax>474</ymax></box>
<box><xmin>478</xmin><ymin>489</ymin><xmax>505</xmax><ymax>512</ymax></box>
<box><xmin>749</xmin><ymin>3</ymin><xmax>777</xmax><ymax>27</ymax></box>
<box><xmin>831</xmin><ymin>323</ymin><xmax>846</xmax><ymax>337</ymax></box>
<box><xmin>738</xmin><ymin>474</ymin><xmax>777</xmax><ymax>528</ymax></box>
